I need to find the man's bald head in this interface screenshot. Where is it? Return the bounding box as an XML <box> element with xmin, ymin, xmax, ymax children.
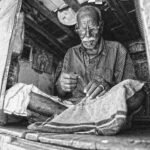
<box><xmin>75</xmin><ymin>5</ymin><xmax>103</xmax><ymax>52</ymax></box>
<box><xmin>76</xmin><ymin>5</ymin><xmax>102</xmax><ymax>26</ymax></box>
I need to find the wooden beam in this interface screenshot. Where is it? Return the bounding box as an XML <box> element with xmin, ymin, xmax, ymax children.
<box><xmin>24</xmin><ymin>0</ymin><xmax>75</xmax><ymax>38</ymax></box>
<box><xmin>25</xmin><ymin>17</ymin><xmax>65</xmax><ymax>54</ymax></box>
<box><xmin>26</xmin><ymin>31</ymin><xmax>64</xmax><ymax>59</ymax></box>
<box><xmin>63</xmin><ymin>0</ymin><xmax>80</xmax><ymax>12</ymax></box>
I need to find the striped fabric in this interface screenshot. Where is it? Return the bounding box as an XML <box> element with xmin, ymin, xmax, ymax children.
<box><xmin>28</xmin><ymin>79</ymin><xmax>144</xmax><ymax>135</ymax></box>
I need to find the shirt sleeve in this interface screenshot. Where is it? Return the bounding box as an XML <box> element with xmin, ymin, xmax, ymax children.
<box><xmin>114</xmin><ymin>43</ymin><xmax>136</xmax><ymax>84</ymax></box>
<box><xmin>122</xmin><ymin>53</ymin><xmax>137</xmax><ymax>80</ymax></box>
<box><xmin>61</xmin><ymin>48</ymin><xmax>72</xmax><ymax>73</ymax></box>
<box><xmin>54</xmin><ymin>49</ymin><xmax>72</xmax><ymax>98</ymax></box>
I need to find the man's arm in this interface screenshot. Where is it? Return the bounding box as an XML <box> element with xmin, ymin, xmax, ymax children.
<box><xmin>55</xmin><ymin>49</ymin><xmax>77</xmax><ymax>98</ymax></box>
<box><xmin>114</xmin><ymin>43</ymin><xmax>145</xmax><ymax>112</ymax></box>
<box><xmin>56</xmin><ymin>72</ymin><xmax>78</xmax><ymax>97</ymax></box>
<box><xmin>114</xmin><ymin>43</ymin><xmax>136</xmax><ymax>84</ymax></box>
<box><xmin>55</xmin><ymin>77</ymin><xmax>67</xmax><ymax>97</ymax></box>
<box><xmin>55</xmin><ymin>49</ymin><xmax>70</xmax><ymax>97</ymax></box>
<box><xmin>122</xmin><ymin>53</ymin><xmax>137</xmax><ymax>80</ymax></box>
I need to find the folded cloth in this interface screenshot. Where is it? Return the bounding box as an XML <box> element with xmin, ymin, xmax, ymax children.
<box><xmin>28</xmin><ymin>79</ymin><xmax>144</xmax><ymax>135</ymax></box>
<box><xmin>4</xmin><ymin>83</ymin><xmax>64</xmax><ymax>116</ymax></box>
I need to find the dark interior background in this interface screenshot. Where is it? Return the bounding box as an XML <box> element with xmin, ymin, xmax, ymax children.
<box><xmin>22</xmin><ymin>0</ymin><xmax>142</xmax><ymax>59</ymax></box>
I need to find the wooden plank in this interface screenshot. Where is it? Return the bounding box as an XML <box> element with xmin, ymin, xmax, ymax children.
<box><xmin>3</xmin><ymin>127</ymin><xmax>150</xmax><ymax>149</ymax></box>
<box><xmin>0</xmin><ymin>134</ymin><xmax>26</xmax><ymax>150</ymax></box>
<box><xmin>0</xmin><ymin>125</ymin><xmax>27</xmax><ymax>138</ymax></box>
<box><xmin>25</xmin><ymin>133</ymin><xmax>58</xmax><ymax>142</ymax></box>
<box><xmin>16</xmin><ymin>137</ymin><xmax>75</xmax><ymax>150</ymax></box>
<box><xmin>0</xmin><ymin>134</ymin><xmax>73</xmax><ymax>150</ymax></box>
<box><xmin>24</xmin><ymin>0</ymin><xmax>75</xmax><ymax>38</ymax></box>
<box><xmin>25</xmin><ymin>133</ymin><xmax>39</xmax><ymax>142</ymax></box>
<box><xmin>38</xmin><ymin>131</ymin><xmax>150</xmax><ymax>150</ymax></box>
<box><xmin>25</xmin><ymin>17</ymin><xmax>65</xmax><ymax>54</ymax></box>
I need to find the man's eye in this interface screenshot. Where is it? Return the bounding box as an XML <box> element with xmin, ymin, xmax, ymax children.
<box><xmin>79</xmin><ymin>29</ymin><xmax>86</xmax><ymax>34</ymax></box>
<box><xmin>80</xmin><ymin>28</ymin><xmax>86</xmax><ymax>31</ymax></box>
<box><xmin>90</xmin><ymin>27</ymin><xmax>98</xmax><ymax>30</ymax></box>
<box><xmin>81</xmin><ymin>30</ymin><xmax>86</xmax><ymax>33</ymax></box>
<box><xmin>91</xmin><ymin>29</ymin><xmax>98</xmax><ymax>32</ymax></box>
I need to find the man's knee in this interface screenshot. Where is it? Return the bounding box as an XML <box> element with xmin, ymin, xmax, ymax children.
<box><xmin>127</xmin><ymin>89</ymin><xmax>146</xmax><ymax>114</ymax></box>
<box><xmin>28</xmin><ymin>92</ymin><xmax>67</xmax><ymax>116</ymax></box>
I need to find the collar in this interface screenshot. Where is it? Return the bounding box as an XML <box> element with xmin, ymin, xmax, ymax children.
<box><xmin>98</xmin><ymin>38</ymin><xmax>107</xmax><ymax>56</ymax></box>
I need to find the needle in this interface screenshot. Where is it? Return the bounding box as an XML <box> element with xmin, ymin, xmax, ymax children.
<box><xmin>77</xmin><ymin>75</ymin><xmax>87</xmax><ymax>94</ymax></box>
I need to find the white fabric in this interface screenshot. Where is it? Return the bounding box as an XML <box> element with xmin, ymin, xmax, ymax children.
<box><xmin>4</xmin><ymin>83</ymin><xmax>63</xmax><ymax>116</ymax></box>
<box><xmin>4</xmin><ymin>83</ymin><xmax>33</xmax><ymax>116</ymax></box>
<box><xmin>0</xmin><ymin>0</ymin><xmax>21</xmax><ymax>109</ymax></box>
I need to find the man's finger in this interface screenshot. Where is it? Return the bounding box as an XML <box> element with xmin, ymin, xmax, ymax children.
<box><xmin>84</xmin><ymin>81</ymin><xmax>93</xmax><ymax>93</ymax></box>
<box><xmin>96</xmin><ymin>90</ymin><xmax>106</xmax><ymax>98</ymax></box>
<box><xmin>90</xmin><ymin>86</ymin><xmax>103</xmax><ymax>99</ymax></box>
<box><xmin>62</xmin><ymin>78</ymin><xmax>77</xmax><ymax>84</ymax></box>
<box><xmin>64</xmin><ymin>83</ymin><xmax>77</xmax><ymax>88</ymax></box>
<box><xmin>63</xmin><ymin>73</ymin><xmax>78</xmax><ymax>80</ymax></box>
<box><xmin>86</xmin><ymin>82</ymin><xmax>97</xmax><ymax>97</ymax></box>
<box><xmin>62</xmin><ymin>83</ymin><xmax>77</xmax><ymax>91</ymax></box>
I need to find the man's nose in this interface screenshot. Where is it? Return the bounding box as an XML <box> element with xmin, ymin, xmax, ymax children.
<box><xmin>85</xmin><ymin>26</ymin><xmax>90</xmax><ymax>38</ymax></box>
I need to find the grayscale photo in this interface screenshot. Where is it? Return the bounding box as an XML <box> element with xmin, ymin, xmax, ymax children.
<box><xmin>0</xmin><ymin>0</ymin><xmax>149</xmax><ymax>149</ymax></box>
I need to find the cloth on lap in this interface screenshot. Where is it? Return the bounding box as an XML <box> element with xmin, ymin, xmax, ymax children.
<box><xmin>28</xmin><ymin>79</ymin><xmax>144</xmax><ymax>135</ymax></box>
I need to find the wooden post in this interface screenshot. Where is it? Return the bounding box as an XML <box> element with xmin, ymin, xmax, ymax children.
<box><xmin>136</xmin><ymin>0</ymin><xmax>150</xmax><ymax>117</ymax></box>
<box><xmin>0</xmin><ymin>0</ymin><xmax>22</xmax><ymax>124</ymax></box>
<box><xmin>138</xmin><ymin>0</ymin><xmax>150</xmax><ymax>75</ymax></box>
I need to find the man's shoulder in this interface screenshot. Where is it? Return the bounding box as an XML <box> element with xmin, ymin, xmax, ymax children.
<box><xmin>105</xmin><ymin>40</ymin><xmax>122</xmax><ymax>48</ymax></box>
<box><xmin>65</xmin><ymin>44</ymin><xmax>82</xmax><ymax>56</ymax></box>
<box><xmin>105</xmin><ymin>40</ymin><xmax>127</xmax><ymax>54</ymax></box>
<box><xmin>68</xmin><ymin>44</ymin><xmax>82</xmax><ymax>52</ymax></box>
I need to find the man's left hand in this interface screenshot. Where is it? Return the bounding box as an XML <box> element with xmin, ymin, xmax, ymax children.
<box><xmin>84</xmin><ymin>79</ymin><xmax>110</xmax><ymax>99</ymax></box>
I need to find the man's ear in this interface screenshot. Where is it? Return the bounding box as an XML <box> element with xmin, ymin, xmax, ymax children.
<box><xmin>75</xmin><ymin>24</ymin><xmax>79</xmax><ymax>33</ymax></box>
<box><xmin>99</xmin><ymin>21</ymin><xmax>104</xmax><ymax>34</ymax></box>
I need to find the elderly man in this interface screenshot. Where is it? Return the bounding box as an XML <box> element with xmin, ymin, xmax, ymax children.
<box><xmin>26</xmin><ymin>5</ymin><xmax>145</xmax><ymax>135</ymax></box>
<box><xmin>55</xmin><ymin>5</ymin><xmax>144</xmax><ymax>108</ymax></box>
<box><xmin>4</xmin><ymin>5</ymin><xmax>145</xmax><ymax>135</ymax></box>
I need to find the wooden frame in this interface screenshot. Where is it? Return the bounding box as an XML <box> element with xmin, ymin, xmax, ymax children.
<box><xmin>0</xmin><ymin>0</ymin><xmax>22</xmax><ymax>125</ymax></box>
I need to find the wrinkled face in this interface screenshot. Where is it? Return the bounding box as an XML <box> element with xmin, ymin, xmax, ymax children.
<box><xmin>77</xmin><ymin>13</ymin><xmax>102</xmax><ymax>54</ymax></box>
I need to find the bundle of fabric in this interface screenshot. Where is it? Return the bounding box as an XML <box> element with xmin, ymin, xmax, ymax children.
<box><xmin>28</xmin><ymin>79</ymin><xmax>144</xmax><ymax>136</ymax></box>
<box><xmin>3</xmin><ymin>83</ymin><xmax>67</xmax><ymax>123</ymax></box>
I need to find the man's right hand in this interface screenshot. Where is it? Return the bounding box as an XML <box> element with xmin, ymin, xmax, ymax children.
<box><xmin>58</xmin><ymin>72</ymin><xmax>78</xmax><ymax>92</ymax></box>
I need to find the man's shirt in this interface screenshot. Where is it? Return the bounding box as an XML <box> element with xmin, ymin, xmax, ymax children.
<box><xmin>57</xmin><ymin>39</ymin><xmax>136</xmax><ymax>101</ymax></box>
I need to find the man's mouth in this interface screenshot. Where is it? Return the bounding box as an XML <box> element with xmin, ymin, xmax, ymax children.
<box><xmin>83</xmin><ymin>40</ymin><xmax>94</xmax><ymax>45</ymax></box>
<box><xmin>83</xmin><ymin>40</ymin><xmax>95</xmax><ymax>48</ymax></box>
